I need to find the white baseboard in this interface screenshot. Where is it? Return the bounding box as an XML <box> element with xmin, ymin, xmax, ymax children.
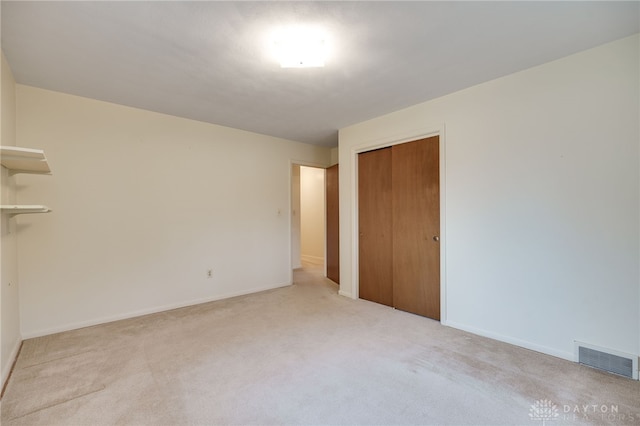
<box><xmin>445</xmin><ymin>320</ymin><xmax>574</xmax><ymax>362</ymax></box>
<box><xmin>22</xmin><ymin>282</ymin><xmax>292</xmax><ymax>339</ymax></box>
<box><xmin>300</xmin><ymin>254</ymin><xmax>324</xmax><ymax>265</ymax></box>
<box><xmin>338</xmin><ymin>289</ymin><xmax>353</xmax><ymax>299</ymax></box>
<box><xmin>1</xmin><ymin>336</ymin><xmax>22</xmax><ymax>391</ymax></box>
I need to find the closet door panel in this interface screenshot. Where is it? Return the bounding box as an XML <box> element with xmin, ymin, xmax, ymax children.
<box><xmin>392</xmin><ymin>136</ymin><xmax>440</xmax><ymax>320</ymax></box>
<box><xmin>358</xmin><ymin>148</ymin><xmax>393</xmax><ymax>307</ymax></box>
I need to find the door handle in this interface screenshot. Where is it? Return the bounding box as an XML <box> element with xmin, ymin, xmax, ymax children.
<box><xmin>433</xmin><ymin>236</ymin><xmax>439</xmax><ymax>242</ymax></box>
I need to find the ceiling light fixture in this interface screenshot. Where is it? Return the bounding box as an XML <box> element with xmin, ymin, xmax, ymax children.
<box><xmin>272</xmin><ymin>26</ymin><xmax>327</xmax><ymax>68</ymax></box>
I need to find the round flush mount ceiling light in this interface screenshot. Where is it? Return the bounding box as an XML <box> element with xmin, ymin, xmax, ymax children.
<box><xmin>271</xmin><ymin>26</ymin><xmax>328</xmax><ymax>68</ymax></box>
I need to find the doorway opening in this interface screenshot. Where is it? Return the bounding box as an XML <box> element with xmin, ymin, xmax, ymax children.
<box><xmin>291</xmin><ymin>164</ymin><xmax>325</xmax><ymax>271</ymax></box>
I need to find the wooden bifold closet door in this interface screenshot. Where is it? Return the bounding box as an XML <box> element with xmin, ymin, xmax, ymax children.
<box><xmin>358</xmin><ymin>136</ymin><xmax>440</xmax><ymax>320</ymax></box>
<box><xmin>358</xmin><ymin>148</ymin><xmax>393</xmax><ymax>307</ymax></box>
<box><xmin>325</xmin><ymin>164</ymin><xmax>340</xmax><ymax>284</ymax></box>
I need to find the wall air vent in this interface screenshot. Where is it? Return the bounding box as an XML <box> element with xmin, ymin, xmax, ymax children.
<box><xmin>575</xmin><ymin>341</ymin><xmax>638</xmax><ymax>380</ymax></box>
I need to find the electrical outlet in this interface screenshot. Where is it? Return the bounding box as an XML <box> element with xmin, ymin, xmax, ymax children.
<box><xmin>207</xmin><ymin>269</ymin><xmax>213</xmax><ymax>278</ymax></box>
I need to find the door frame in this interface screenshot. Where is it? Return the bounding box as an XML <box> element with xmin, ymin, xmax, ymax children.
<box><xmin>348</xmin><ymin>125</ymin><xmax>447</xmax><ymax>324</ymax></box>
<box><xmin>289</xmin><ymin>160</ymin><xmax>328</xmax><ymax>284</ymax></box>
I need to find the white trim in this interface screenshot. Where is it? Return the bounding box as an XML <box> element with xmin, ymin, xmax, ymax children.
<box><xmin>349</xmin><ymin>144</ymin><xmax>359</xmax><ymax>300</ymax></box>
<box><xmin>290</xmin><ymin>159</ymin><xmax>328</xmax><ymax>169</ymax></box>
<box><xmin>21</xmin><ymin>282</ymin><xmax>292</xmax><ymax>339</ymax></box>
<box><xmin>447</xmin><ymin>320</ymin><xmax>574</xmax><ymax>362</ymax></box>
<box><xmin>439</xmin><ymin>126</ymin><xmax>447</xmax><ymax>324</ymax></box>
<box><xmin>574</xmin><ymin>340</ymin><xmax>639</xmax><ymax>380</ymax></box>
<box><xmin>338</xmin><ymin>289</ymin><xmax>352</xmax><ymax>298</ymax></box>
<box><xmin>1</xmin><ymin>335</ymin><xmax>22</xmax><ymax>390</ymax></box>
<box><xmin>348</xmin><ymin>125</ymin><xmax>447</xmax><ymax>322</ymax></box>
<box><xmin>323</xmin><ymin>166</ymin><xmax>328</xmax><ymax>278</ymax></box>
<box><xmin>289</xmin><ymin>159</ymin><xmax>327</xmax><ymax>283</ymax></box>
<box><xmin>288</xmin><ymin>161</ymin><xmax>296</xmax><ymax>284</ymax></box>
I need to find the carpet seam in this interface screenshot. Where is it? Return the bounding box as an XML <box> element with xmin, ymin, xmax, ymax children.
<box><xmin>6</xmin><ymin>384</ymin><xmax>106</xmax><ymax>421</ymax></box>
<box><xmin>18</xmin><ymin>350</ymin><xmax>96</xmax><ymax>369</ymax></box>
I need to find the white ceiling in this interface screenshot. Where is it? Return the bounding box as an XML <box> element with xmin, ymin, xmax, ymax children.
<box><xmin>2</xmin><ymin>1</ymin><xmax>639</xmax><ymax>147</ymax></box>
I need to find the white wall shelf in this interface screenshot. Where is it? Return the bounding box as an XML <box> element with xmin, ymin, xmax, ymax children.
<box><xmin>1</xmin><ymin>146</ymin><xmax>53</xmax><ymax>217</ymax></box>
<box><xmin>0</xmin><ymin>146</ymin><xmax>51</xmax><ymax>175</ymax></box>
<box><xmin>1</xmin><ymin>205</ymin><xmax>51</xmax><ymax>216</ymax></box>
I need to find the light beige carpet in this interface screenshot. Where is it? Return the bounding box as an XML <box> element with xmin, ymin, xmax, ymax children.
<box><xmin>1</xmin><ymin>264</ymin><xmax>639</xmax><ymax>425</ymax></box>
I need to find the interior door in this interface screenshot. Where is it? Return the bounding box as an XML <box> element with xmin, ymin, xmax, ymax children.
<box><xmin>326</xmin><ymin>164</ymin><xmax>340</xmax><ymax>284</ymax></box>
<box><xmin>358</xmin><ymin>148</ymin><xmax>393</xmax><ymax>307</ymax></box>
<box><xmin>392</xmin><ymin>136</ymin><xmax>440</xmax><ymax>320</ymax></box>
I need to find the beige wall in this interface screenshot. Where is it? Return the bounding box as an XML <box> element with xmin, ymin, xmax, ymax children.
<box><xmin>16</xmin><ymin>85</ymin><xmax>331</xmax><ymax>337</ymax></box>
<box><xmin>1</xmin><ymin>51</ymin><xmax>21</xmax><ymax>386</ymax></box>
<box><xmin>300</xmin><ymin>166</ymin><xmax>325</xmax><ymax>262</ymax></box>
<box><xmin>339</xmin><ymin>35</ymin><xmax>640</xmax><ymax>363</ymax></box>
<box><xmin>329</xmin><ymin>147</ymin><xmax>338</xmax><ymax>166</ymax></box>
